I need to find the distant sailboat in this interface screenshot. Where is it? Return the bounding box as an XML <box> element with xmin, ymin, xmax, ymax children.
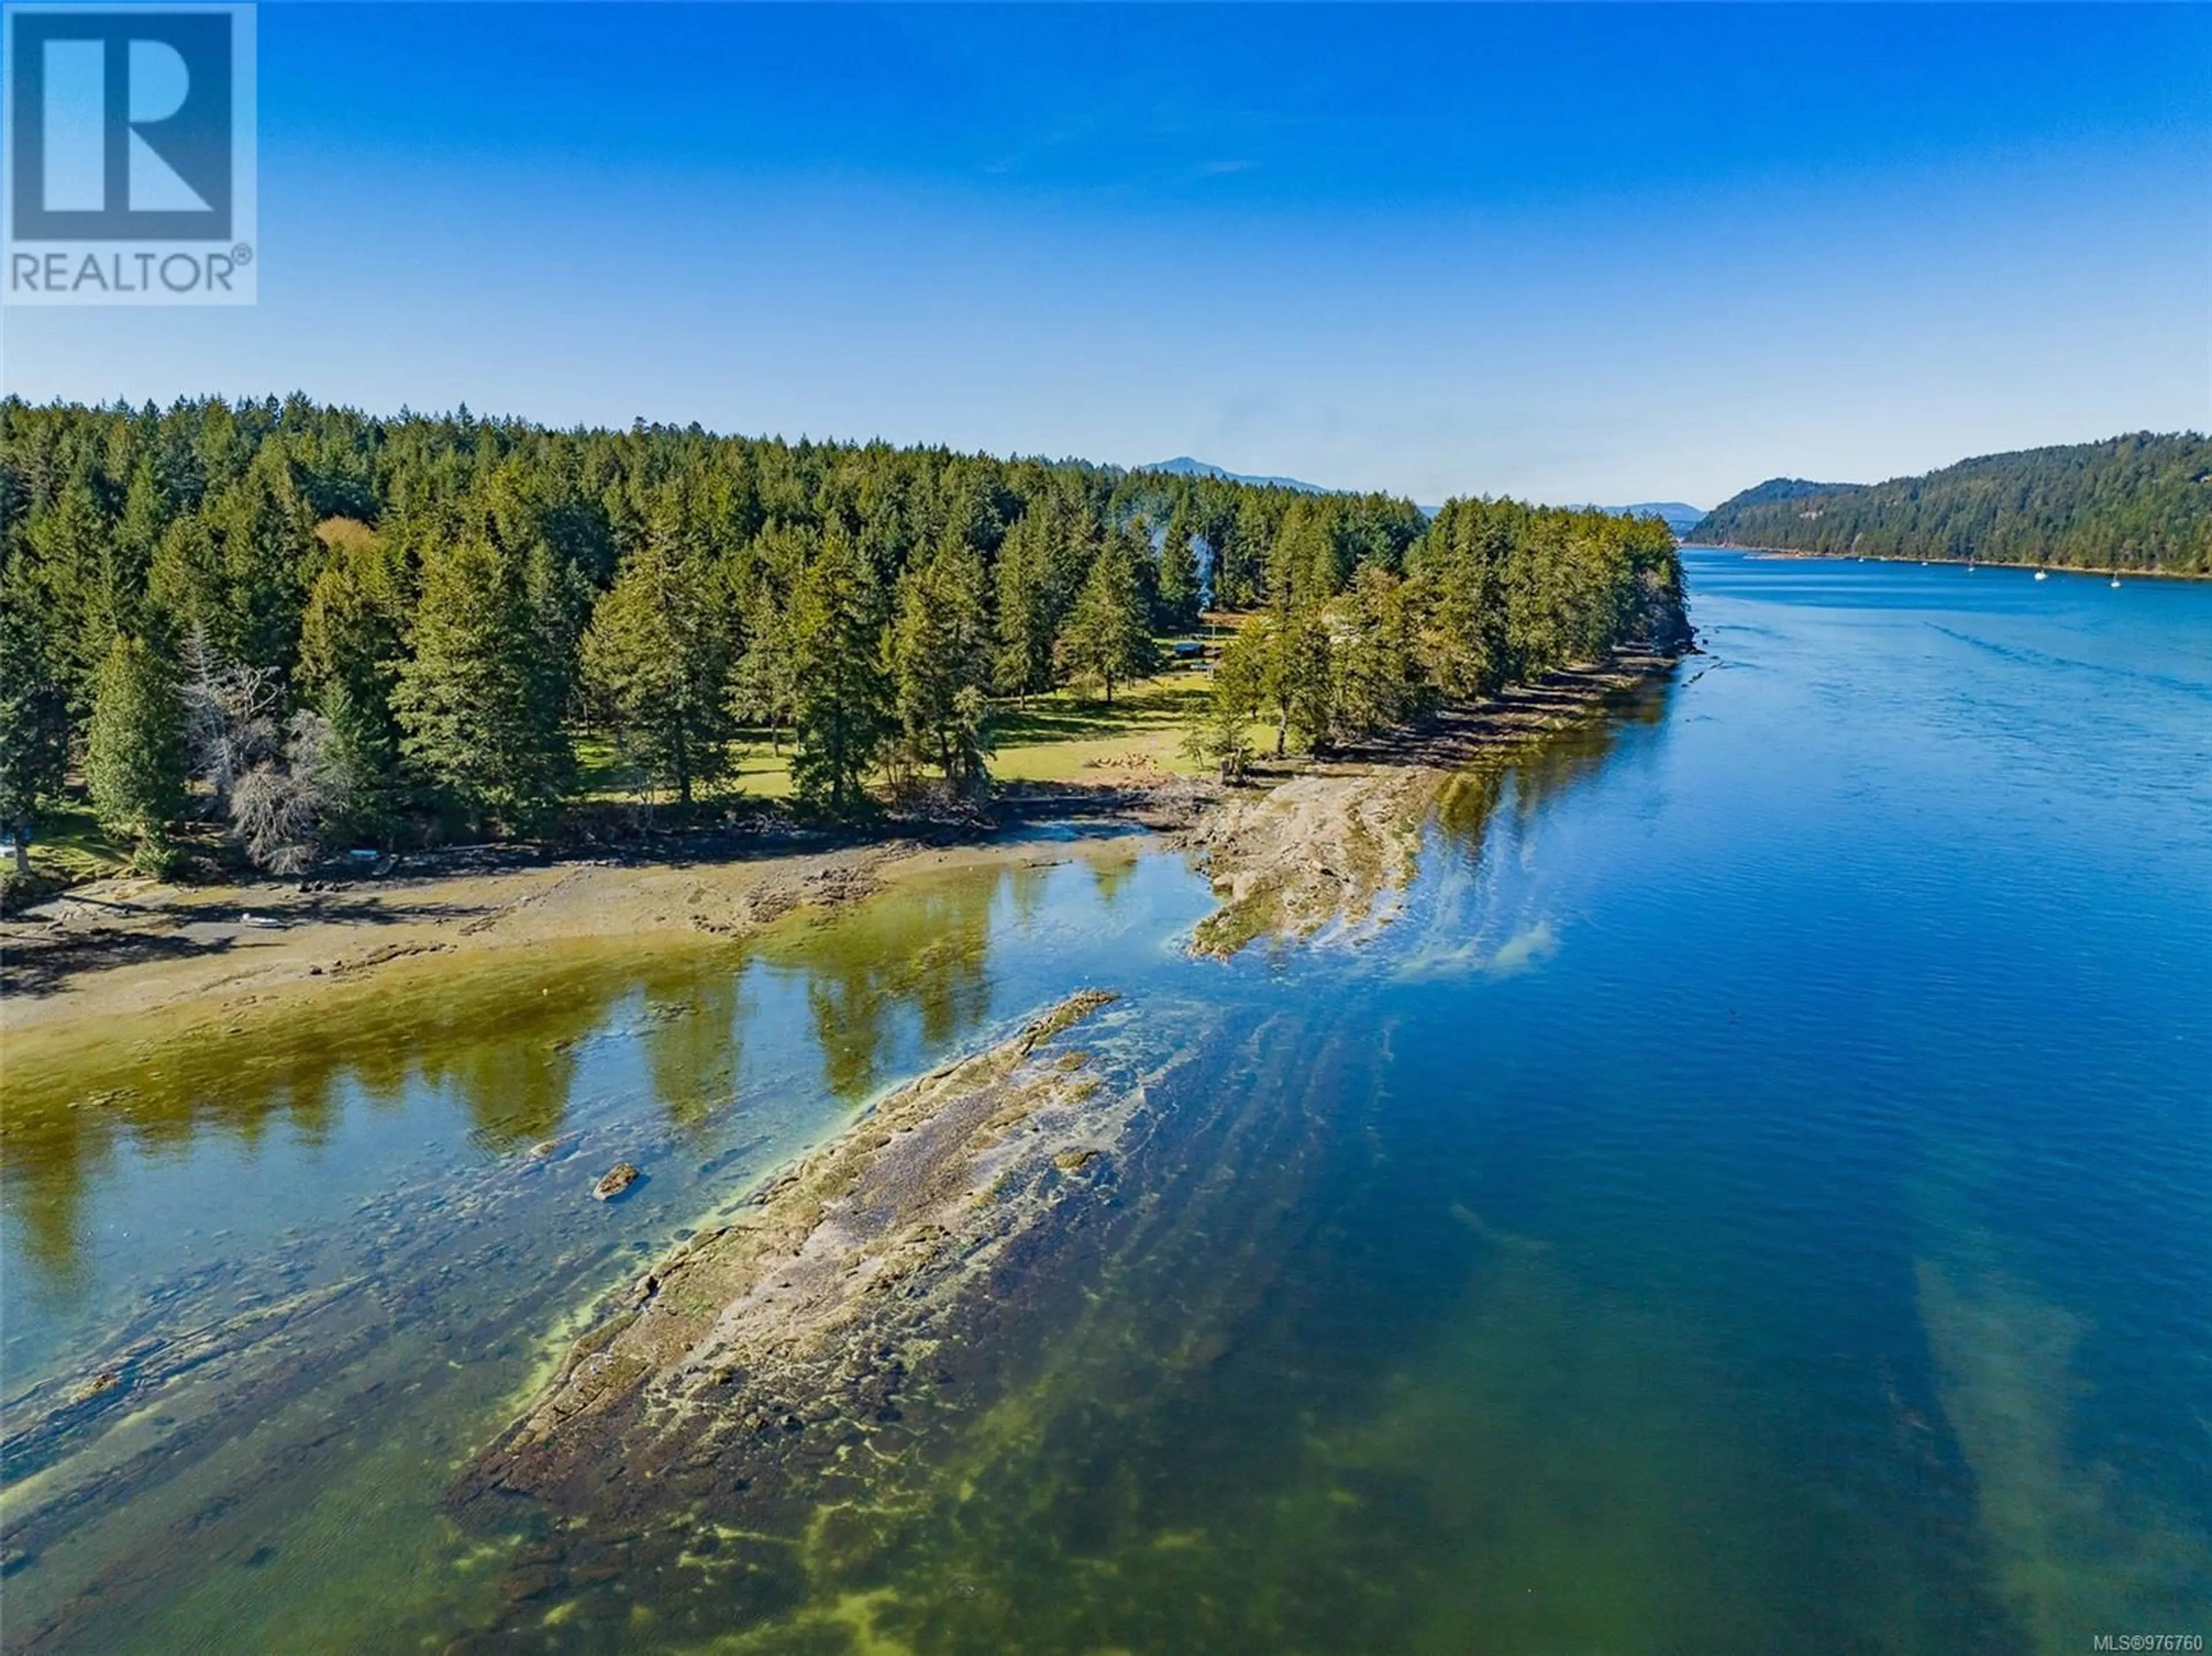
<box><xmin>2111</xmin><ymin>575</ymin><xmax>2122</xmax><ymax>589</ymax></box>
<box><xmin>2033</xmin><ymin>569</ymin><xmax>2048</xmax><ymax>581</ymax></box>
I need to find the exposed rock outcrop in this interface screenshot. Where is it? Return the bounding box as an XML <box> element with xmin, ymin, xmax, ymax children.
<box><xmin>452</xmin><ymin>990</ymin><xmax>1127</xmax><ymax>1526</ymax></box>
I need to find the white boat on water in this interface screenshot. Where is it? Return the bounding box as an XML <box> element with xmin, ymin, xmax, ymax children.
<box><xmin>2111</xmin><ymin>577</ymin><xmax>2122</xmax><ymax>588</ymax></box>
<box><xmin>2033</xmin><ymin>569</ymin><xmax>2048</xmax><ymax>581</ymax></box>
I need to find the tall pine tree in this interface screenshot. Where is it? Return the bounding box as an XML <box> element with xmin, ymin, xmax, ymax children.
<box><xmin>581</xmin><ymin>530</ymin><xmax>737</xmax><ymax>805</ymax></box>
<box><xmin>85</xmin><ymin>632</ymin><xmax>187</xmax><ymax>863</ymax></box>
<box><xmin>787</xmin><ymin>527</ymin><xmax>890</xmax><ymax>816</ymax></box>
<box><xmin>1158</xmin><ymin>502</ymin><xmax>1202</xmax><ymax>631</ymax></box>
<box><xmin>394</xmin><ymin>536</ymin><xmax>574</xmax><ymax>833</ymax></box>
<box><xmin>1056</xmin><ymin>537</ymin><xmax>1160</xmax><ymax>704</ymax></box>
<box><xmin>0</xmin><ymin>593</ymin><xmax>70</xmax><ymax>873</ymax></box>
<box><xmin>889</xmin><ymin>536</ymin><xmax>993</xmax><ymax>795</ymax></box>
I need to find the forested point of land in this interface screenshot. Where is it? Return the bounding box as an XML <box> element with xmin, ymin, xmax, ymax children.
<box><xmin>1689</xmin><ymin>433</ymin><xmax>2212</xmax><ymax>574</ymax></box>
<box><xmin>0</xmin><ymin>396</ymin><xmax>1687</xmax><ymax>878</ymax></box>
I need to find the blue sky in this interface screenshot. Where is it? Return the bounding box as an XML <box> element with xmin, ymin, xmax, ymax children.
<box><xmin>3</xmin><ymin>3</ymin><xmax>2207</xmax><ymax>506</ymax></box>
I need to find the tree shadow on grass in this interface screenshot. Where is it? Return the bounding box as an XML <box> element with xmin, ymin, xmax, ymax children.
<box><xmin>989</xmin><ymin>678</ymin><xmax>1209</xmax><ymax>748</ymax></box>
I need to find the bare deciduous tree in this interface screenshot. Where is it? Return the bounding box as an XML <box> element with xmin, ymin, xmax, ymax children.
<box><xmin>229</xmin><ymin>710</ymin><xmax>355</xmax><ymax>875</ymax></box>
<box><xmin>179</xmin><ymin>623</ymin><xmax>284</xmax><ymax>817</ymax></box>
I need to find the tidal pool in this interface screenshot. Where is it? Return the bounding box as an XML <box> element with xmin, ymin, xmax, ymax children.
<box><xmin>4</xmin><ymin>551</ymin><xmax>2209</xmax><ymax>1653</ymax></box>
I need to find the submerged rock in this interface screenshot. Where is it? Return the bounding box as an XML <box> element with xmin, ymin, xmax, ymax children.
<box><xmin>591</xmin><ymin>1162</ymin><xmax>639</xmax><ymax>1202</ymax></box>
<box><xmin>67</xmin><ymin>1369</ymin><xmax>122</xmax><ymax>1404</ymax></box>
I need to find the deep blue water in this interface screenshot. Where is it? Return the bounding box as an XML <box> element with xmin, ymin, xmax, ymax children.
<box><xmin>4</xmin><ymin>550</ymin><xmax>2207</xmax><ymax>1653</ymax></box>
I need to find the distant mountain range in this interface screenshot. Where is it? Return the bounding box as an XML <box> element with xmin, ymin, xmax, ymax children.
<box><xmin>1142</xmin><ymin>459</ymin><xmax>1704</xmax><ymax>533</ymax></box>
<box><xmin>1140</xmin><ymin>456</ymin><xmax>1340</xmax><ymax>494</ymax></box>
<box><xmin>1574</xmin><ymin>502</ymin><xmax>1708</xmax><ymax>537</ymax></box>
<box><xmin>1690</xmin><ymin>434</ymin><xmax>2211</xmax><ymax>574</ymax></box>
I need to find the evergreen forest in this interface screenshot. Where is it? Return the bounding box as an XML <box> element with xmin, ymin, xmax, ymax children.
<box><xmin>1690</xmin><ymin>433</ymin><xmax>2212</xmax><ymax>574</ymax></box>
<box><xmin>0</xmin><ymin>396</ymin><xmax>1688</xmax><ymax>874</ymax></box>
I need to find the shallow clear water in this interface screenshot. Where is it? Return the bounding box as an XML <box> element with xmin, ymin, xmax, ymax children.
<box><xmin>4</xmin><ymin>551</ymin><xmax>2209</xmax><ymax>1653</ymax></box>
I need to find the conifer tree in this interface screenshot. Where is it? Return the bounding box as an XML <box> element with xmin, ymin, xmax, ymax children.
<box><xmin>1056</xmin><ymin>537</ymin><xmax>1160</xmax><ymax>705</ymax></box>
<box><xmin>147</xmin><ymin>512</ymin><xmax>224</xmax><ymax>659</ymax></box>
<box><xmin>787</xmin><ymin>527</ymin><xmax>890</xmax><ymax>816</ymax></box>
<box><xmin>994</xmin><ymin>486</ymin><xmax>1099</xmax><ymax>699</ymax></box>
<box><xmin>1259</xmin><ymin>602</ymin><xmax>1335</xmax><ymax>756</ymax></box>
<box><xmin>113</xmin><ymin>460</ymin><xmax>168</xmax><ymax>622</ymax></box>
<box><xmin>84</xmin><ymin>632</ymin><xmax>187</xmax><ymax>864</ymax></box>
<box><xmin>1412</xmin><ymin>504</ymin><xmax>1508</xmax><ymax>700</ymax></box>
<box><xmin>209</xmin><ymin>450</ymin><xmax>318</xmax><ymax>670</ymax></box>
<box><xmin>24</xmin><ymin>476</ymin><xmax>116</xmax><ymax>711</ymax></box>
<box><xmin>297</xmin><ymin>526</ymin><xmax>408</xmax><ymax>830</ymax></box>
<box><xmin>1184</xmin><ymin>622</ymin><xmax>1264</xmax><ymax>782</ymax></box>
<box><xmin>1158</xmin><ymin>503</ymin><xmax>1202</xmax><ymax>631</ymax></box>
<box><xmin>581</xmin><ymin>530</ymin><xmax>736</xmax><ymax>805</ymax></box>
<box><xmin>726</xmin><ymin>524</ymin><xmax>809</xmax><ymax>746</ymax></box>
<box><xmin>316</xmin><ymin>677</ymin><xmax>402</xmax><ymax>847</ymax></box>
<box><xmin>523</xmin><ymin>541</ymin><xmax>595</xmax><ymax>714</ymax></box>
<box><xmin>993</xmin><ymin>507</ymin><xmax>1060</xmax><ymax>699</ymax></box>
<box><xmin>889</xmin><ymin>536</ymin><xmax>994</xmax><ymax>795</ymax></box>
<box><xmin>1217</xmin><ymin>496</ymin><xmax>1273</xmax><ymax>611</ymax></box>
<box><xmin>393</xmin><ymin>536</ymin><xmax>574</xmax><ymax>833</ymax></box>
<box><xmin>1330</xmin><ymin>564</ymin><xmax>1423</xmax><ymax>741</ymax></box>
<box><xmin>0</xmin><ymin>594</ymin><xmax>70</xmax><ymax>873</ymax></box>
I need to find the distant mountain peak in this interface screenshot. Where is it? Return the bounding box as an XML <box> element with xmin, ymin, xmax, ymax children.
<box><xmin>1571</xmin><ymin>501</ymin><xmax>1709</xmax><ymax>536</ymax></box>
<box><xmin>1139</xmin><ymin>456</ymin><xmax>1339</xmax><ymax>495</ymax></box>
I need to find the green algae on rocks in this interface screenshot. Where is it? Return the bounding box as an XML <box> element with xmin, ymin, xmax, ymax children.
<box><xmin>452</xmin><ymin>990</ymin><xmax>1126</xmax><ymax>1528</ymax></box>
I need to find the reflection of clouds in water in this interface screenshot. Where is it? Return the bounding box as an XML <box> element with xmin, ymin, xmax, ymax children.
<box><xmin>1485</xmin><ymin>918</ymin><xmax>1559</xmax><ymax>977</ymax></box>
<box><xmin>1391</xmin><ymin>767</ymin><xmax>1563</xmax><ymax>983</ymax></box>
<box><xmin>1393</xmin><ymin>916</ymin><xmax>1559</xmax><ymax>982</ymax></box>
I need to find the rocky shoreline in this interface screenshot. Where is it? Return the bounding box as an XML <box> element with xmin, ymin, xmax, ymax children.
<box><xmin>4</xmin><ymin>647</ymin><xmax>1683</xmax><ymax>1649</ymax></box>
<box><xmin>452</xmin><ymin>990</ymin><xmax>1132</xmax><ymax>1522</ymax></box>
<box><xmin>437</xmin><ymin>649</ymin><xmax>1681</xmax><ymax>1534</ymax></box>
<box><xmin>1181</xmin><ymin>651</ymin><xmax>1679</xmax><ymax>955</ymax></box>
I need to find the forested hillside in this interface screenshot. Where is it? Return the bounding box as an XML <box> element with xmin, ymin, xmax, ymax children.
<box><xmin>1690</xmin><ymin>434</ymin><xmax>2212</xmax><ymax>574</ymax></box>
<box><xmin>0</xmin><ymin>396</ymin><xmax>1686</xmax><ymax>874</ymax></box>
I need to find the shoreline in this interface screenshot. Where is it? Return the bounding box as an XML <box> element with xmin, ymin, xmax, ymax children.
<box><xmin>0</xmin><ymin>782</ymin><xmax>1207</xmax><ymax>1058</ymax></box>
<box><xmin>1</xmin><ymin>652</ymin><xmax>1675</xmax><ymax>1059</ymax></box>
<box><xmin>0</xmin><ymin>646</ymin><xmax>1683</xmax><ymax>1644</ymax></box>
<box><xmin>1183</xmin><ymin>651</ymin><xmax>1679</xmax><ymax>954</ymax></box>
<box><xmin>1694</xmin><ymin>543</ymin><xmax>2212</xmax><ymax>582</ymax></box>
<box><xmin>433</xmin><ymin>650</ymin><xmax>1685</xmax><ymax>1632</ymax></box>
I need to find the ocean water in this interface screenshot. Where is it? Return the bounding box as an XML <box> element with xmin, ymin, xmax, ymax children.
<box><xmin>3</xmin><ymin>550</ymin><xmax>2207</xmax><ymax>1653</ymax></box>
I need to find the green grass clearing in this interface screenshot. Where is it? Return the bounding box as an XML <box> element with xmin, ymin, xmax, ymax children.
<box><xmin>10</xmin><ymin>798</ymin><xmax>132</xmax><ymax>886</ymax></box>
<box><xmin>577</xmin><ymin>664</ymin><xmax>1226</xmax><ymax>807</ymax></box>
<box><xmin>17</xmin><ymin>661</ymin><xmax>1229</xmax><ymax>888</ymax></box>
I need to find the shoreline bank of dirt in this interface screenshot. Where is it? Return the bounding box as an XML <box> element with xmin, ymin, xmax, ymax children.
<box><xmin>0</xmin><ymin>783</ymin><xmax>1210</xmax><ymax>1043</ymax></box>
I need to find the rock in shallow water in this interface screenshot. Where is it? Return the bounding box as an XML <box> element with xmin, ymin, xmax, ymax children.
<box><xmin>591</xmin><ymin>1162</ymin><xmax>639</xmax><ymax>1202</ymax></box>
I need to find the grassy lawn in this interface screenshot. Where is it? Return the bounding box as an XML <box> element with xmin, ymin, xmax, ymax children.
<box><xmin>988</xmin><ymin>669</ymin><xmax>1216</xmax><ymax>782</ymax></box>
<box><xmin>575</xmin><ymin>661</ymin><xmax>1224</xmax><ymax>808</ymax></box>
<box><xmin>16</xmin><ymin>660</ymin><xmax>1226</xmax><ymax>892</ymax></box>
<box><xmin>12</xmin><ymin>798</ymin><xmax>132</xmax><ymax>885</ymax></box>
<box><xmin>575</xmin><ymin>731</ymin><xmax>798</xmax><ymax>805</ymax></box>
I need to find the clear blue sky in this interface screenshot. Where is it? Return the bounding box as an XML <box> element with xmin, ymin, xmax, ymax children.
<box><xmin>4</xmin><ymin>3</ymin><xmax>2207</xmax><ymax>507</ymax></box>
